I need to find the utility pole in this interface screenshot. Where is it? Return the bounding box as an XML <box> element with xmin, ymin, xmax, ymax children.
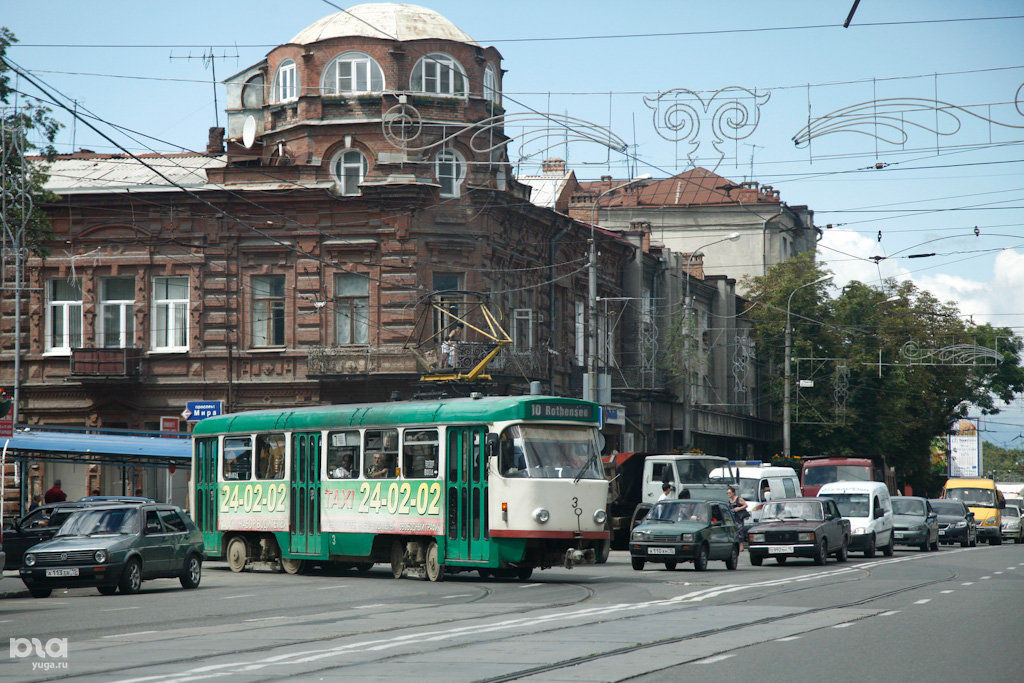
<box><xmin>783</xmin><ymin>274</ymin><xmax>832</xmax><ymax>457</ymax></box>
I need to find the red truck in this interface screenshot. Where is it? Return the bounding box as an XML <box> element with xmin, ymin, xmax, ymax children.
<box><xmin>800</xmin><ymin>455</ymin><xmax>896</xmax><ymax>497</ymax></box>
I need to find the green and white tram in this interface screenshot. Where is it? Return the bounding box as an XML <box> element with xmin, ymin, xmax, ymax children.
<box><xmin>191</xmin><ymin>395</ymin><xmax>609</xmax><ymax>580</ymax></box>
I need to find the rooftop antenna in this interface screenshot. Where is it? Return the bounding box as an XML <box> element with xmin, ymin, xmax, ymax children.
<box><xmin>169</xmin><ymin>46</ymin><xmax>239</xmax><ymax>128</ymax></box>
<box><xmin>744</xmin><ymin>143</ymin><xmax>764</xmax><ymax>182</ymax></box>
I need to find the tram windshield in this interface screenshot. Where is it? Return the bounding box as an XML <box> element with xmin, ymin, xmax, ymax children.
<box><xmin>499</xmin><ymin>425</ymin><xmax>603</xmax><ymax>479</ymax></box>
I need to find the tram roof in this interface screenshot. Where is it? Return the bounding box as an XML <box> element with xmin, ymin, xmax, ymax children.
<box><xmin>192</xmin><ymin>395</ymin><xmax>599</xmax><ymax>436</ymax></box>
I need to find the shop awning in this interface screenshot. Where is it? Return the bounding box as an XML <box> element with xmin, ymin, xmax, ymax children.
<box><xmin>1</xmin><ymin>429</ymin><xmax>191</xmax><ymax>467</ymax></box>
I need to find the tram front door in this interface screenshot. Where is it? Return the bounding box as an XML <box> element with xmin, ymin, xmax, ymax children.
<box><xmin>290</xmin><ymin>432</ymin><xmax>322</xmax><ymax>556</ymax></box>
<box><xmin>445</xmin><ymin>426</ymin><xmax>489</xmax><ymax>563</ymax></box>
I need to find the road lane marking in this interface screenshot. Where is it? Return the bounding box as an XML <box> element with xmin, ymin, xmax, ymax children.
<box><xmin>223</xmin><ymin>594</ymin><xmax>255</xmax><ymax>599</ymax></box>
<box><xmin>103</xmin><ymin>631</ymin><xmax>157</xmax><ymax>639</ymax></box>
<box><xmin>961</xmin><ymin>582</ymin><xmax>974</xmax><ymax>586</ymax></box>
<box><xmin>520</xmin><ymin>583</ymin><xmax>542</xmax><ymax>589</ymax></box>
<box><xmin>776</xmin><ymin>636</ymin><xmax>801</xmax><ymax>642</ymax></box>
<box><xmin>317</xmin><ymin>585</ymin><xmax>347</xmax><ymax>590</ymax></box>
<box><xmin>914</xmin><ymin>599</ymin><xmax>931</xmax><ymax>604</ymax></box>
<box><xmin>103</xmin><ymin>606</ymin><xmax>142</xmax><ymax>612</ymax></box>
<box><xmin>0</xmin><ymin>620</ymin><xmax>11</xmax><ymax>623</ymax></box>
<box><xmin>352</xmin><ymin>603</ymin><xmax>386</xmax><ymax>610</ymax></box>
<box><xmin>980</xmin><ymin>576</ymin><xmax>991</xmax><ymax>580</ymax></box>
<box><xmin>940</xmin><ymin>590</ymin><xmax>954</xmax><ymax>594</ymax></box>
<box><xmin>694</xmin><ymin>654</ymin><xmax>734</xmax><ymax>664</ymax></box>
<box><xmin>994</xmin><ymin>571</ymin><xmax>1003</xmax><ymax>575</ymax></box>
<box><xmin>244</xmin><ymin>617</ymin><xmax>286</xmax><ymax>622</ymax></box>
<box><xmin>878</xmin><ymin>610</ymin><xmax>900</xmax><ymax>616</ymax></box>
<box><xmin>1008</xmin><ymin>567</ymin><xmax>1016</xmax><ymax>570</ymax></box>
<box><xmin>833</xmin><ymin>622</ymin><xmax>854</xmax><ymax>628</ymax></box>
<box><xmin>441</xmin><ymin>594</ymin><xmax>473</xmax><ymax>599</ymax></box>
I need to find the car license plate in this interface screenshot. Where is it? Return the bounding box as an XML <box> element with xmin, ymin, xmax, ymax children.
<box><xmin>894</xmin><ymin>532</ymin><xmax>906</xmax><ymax>538</ymax></box>
<box><xmin>647</xmin><ymin>547</ymin><xmax>674</xmax><ymax>555</ymax></box>
<box><xmin>768</xmin><ymin>545</ymin><xmax>793</xmax><ymax>554</ymax></box>
<box><xmin>45</xmin><ymin>568</ymin><xmax>79</xmax><ymax>578</ymax></box>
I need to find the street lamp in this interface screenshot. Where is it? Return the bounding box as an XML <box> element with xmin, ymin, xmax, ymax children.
<box><xmin>586</xmin><ymin>173</ymin><xmax>652</xmax><ymax>402</ymax></box>
<box><xmin>681</xmin><ymin>232</ymin><xmax>741</xmax><ymax>449</ymax></box>
<box><xmin>783</xmin><ymin>274</ymin><xmax>833</xmax><ymax>457</ymax></box>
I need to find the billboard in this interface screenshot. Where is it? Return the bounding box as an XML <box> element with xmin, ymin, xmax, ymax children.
<box><xmin>948</xmin><ymin>418</ymin><xmax>981</xmax><ymax>478</ymax></box>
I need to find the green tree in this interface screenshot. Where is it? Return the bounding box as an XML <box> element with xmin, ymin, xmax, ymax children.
<box><xmin>744</xmin><ymin>252</ymin><xmax>1024</xmax><ymax>494</ymax></box>
<box><xmin>1</xmin><ymin>27</ymin><xmax>62</xmax><ymax>255</ymax></box>
<box><xmin>981</xmin><ymin>441</ymin><xmax>1024</xmax><ymax>480</ymax></box>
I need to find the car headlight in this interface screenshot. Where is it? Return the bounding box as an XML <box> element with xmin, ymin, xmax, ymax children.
<box><xmin>24</xmin><ymin>553</ymin><xmax>36</xmax><ymax>567</ymax></box>
<box><xmin>680</xmin><ymin>533</ymin><xmax>695</xmax><ymax>542</ymax></box>
<box><xmin>533</xmin><ymin>508</ymin><xmax>550</xmax><ymax>524</ymax></box>
<box><xmin>631</xmin><ymin>530</ymin><xmax>649</xmax><ymax>541</ymax></box>
<box><xmin>797</xmin><ymin>532</ymin><xmax>815</xmax><ymax>542</ymax></box>
<box><xmin>749</xmin><ymin>533</ymin><xmax>765</xmax><ymax>543</ymax></box>
<box><xmin>985</xmin><ymin>516</ymin><xmax>997</xmax><ymax>526</ymax></box>
<box><xmin>954</xmin><ymin>521</ymin><xmax>967</xmax><ymax>528</ymax></box>
<box><xmin>852</xmin><ymin>527</ymin><xmax>867</xmax><ymax>535</ymax></box>
<box><xmin>94</xmin><ymin>550</ymin><xmax>108</xmax><ymax>564</ymax></box>
<box><xmin>593</xmin><ymin>510</ymin><xmax>607</xmax><ymax>525</ymax></box>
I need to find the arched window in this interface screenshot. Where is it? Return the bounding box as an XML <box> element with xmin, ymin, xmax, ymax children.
<box><xmin>332</xmin><ymin>149</ymin><xmax>368</xmax><ymax>196</ymax></box>
<box><xmin>435</xmin><ymin>148</ymin><xmax>465</xmax><ymax>197</ymax></box>
<box><xmin>241</xmin><ymin>74</ymin><xmax>265</xmax><ymax>109</ymax></box>
<box><xmin>483</xmin><ymin>65</ymin><xmax>499</xmax><ymax>105</ymax></box>
<box><xmin>410</xmin><ymin>53</ymin><xmax>466</xmax><ymax>97</ymax></box>
<box><xmin>273</xmin><ymin>59</ymin><xmax>298</xmax><ymax>103</ymax></box>
<box><xmin>322</xmin><ymin>51</ymin><xmax>384</xmax><ymax>95</ymax></box>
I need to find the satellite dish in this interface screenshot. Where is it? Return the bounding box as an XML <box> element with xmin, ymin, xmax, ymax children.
<box><xmin>242</xmin><ymin>115</ymin><xmax>257</xmax><ymax>149</ymax></box>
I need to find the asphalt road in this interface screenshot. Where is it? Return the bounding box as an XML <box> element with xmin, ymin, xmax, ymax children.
<box><xmin>1</xmin><ymin>543</ymin><xmax>1022</xmax><ymax>682</ymax></box>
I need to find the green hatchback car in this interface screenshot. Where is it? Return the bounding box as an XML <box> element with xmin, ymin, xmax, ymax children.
<box><xmin>629</xmin><ymin>499</ymin><xmax>741</xmax><ymax>571</ymax></box>
<box><xmin>19</xmin><ymin>503</ymin><xmax>204</xmax><ymax>598</ymax></box>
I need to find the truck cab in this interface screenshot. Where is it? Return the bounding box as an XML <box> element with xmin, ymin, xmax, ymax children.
<box><xmin>801</xmin><ymin>455</ymin><xmax>896</xmax><ymax>497</ymax></box>
<box><xmin>641</xmin><ymin>454</ymin><xmax>732</xmax><ymax>504</ymax></box>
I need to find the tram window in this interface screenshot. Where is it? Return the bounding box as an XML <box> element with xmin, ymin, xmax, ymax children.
<box><xmin>256</xmin><ymin>434</ymin><xmax>286</xmax><ymax>480</ymax></box>
<box><xmin>327</xmin><ymin>430</ymin><xmax>360</xmax><ymax>479</ymax></box>
<box><xmin>223</xmin><ymin>436</ymin><xmax>253</xmax><ymax>481</ymax></box>
<box><xmin>365</xmin><ymin>429</ymin><xmax>399</xmax><ymax>478</ymax></box>
<box><xmin>498</xmin><ymin>429</ymin><xmax>526</xmax><ymax>476</ymax></box>
<box><xmin>403</xmin><ymin>429</ymin><xmax>439</xmax><ymax>478</ymax></box>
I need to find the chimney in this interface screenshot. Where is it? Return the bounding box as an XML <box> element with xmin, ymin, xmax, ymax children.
<box><xmin>207</xmin><ymin>127</ymin><xmax>225</xmax><ymax>154</ymax></box>
<box><xmin>629</xmin><ymin>220</ymin><xmax>652</xmax><ymax>253</ymax></box>
<box><xmin>683</xmin><ymin>253</ymin><xmax>704</xmax><ymax>279</ymax></box>
<box><xmin>600</xmin><ymin>175</ymin><xmax>612</xmax><ymax>182</ymax></box>
<box><xmin>541</xmin><ymin>158</ymin><xmax>566</xmax><ymax>174</ymax></box>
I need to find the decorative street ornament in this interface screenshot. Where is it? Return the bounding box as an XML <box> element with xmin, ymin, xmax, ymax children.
<box><xmin>643</xmin><ymin>86</ymin><xmax>771</xmax><ymax>172</ymax></box>
<box><xmin>792</xmin><ymin>83</ymin><xmax>1024</xmax><ymax>150</ymax></box>
<box><xmin>794</xmin><ymin>357</ymin><xmax>850</xmax><ymax>425</ymax></box>
<box><xmin>898</xmin><ymin>341</ymin><xmax>1002</xmax><ymax>367</ymax></box>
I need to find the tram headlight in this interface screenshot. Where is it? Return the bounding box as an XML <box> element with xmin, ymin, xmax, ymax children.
<box><xmin>533</xmin><ymin>507</ymin><xmax>550</xmax><ymax>524</ymax></box>
<box><xmin>593</xmin><ymin>510</ymin><xmax>607</xmax><ymax>525</ymax></box>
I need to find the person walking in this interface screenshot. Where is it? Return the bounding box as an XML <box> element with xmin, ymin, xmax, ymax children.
<box><xmin>43</xmin><ymin>479</ymin><xmax>67</xmax><ymax>504</ymax></box>
<box><xmin>728</xmin><ymin>485</ymin><xmax>749</xmax><ymax>547</ymax></box>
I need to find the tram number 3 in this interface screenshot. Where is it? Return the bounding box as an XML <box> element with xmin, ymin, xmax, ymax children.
<box><xmin>220</xmin><ymin>483</ymin><xmax>288</xmax><ymax>514</ymax></box>
<box><xmin>358</xmin><ymin>481</ymin><xmax>442</xmax><ymax>516</ymax></box>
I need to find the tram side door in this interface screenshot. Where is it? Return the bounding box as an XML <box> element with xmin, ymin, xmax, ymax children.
<box><xmin>290</xmin><ymin>432</ymin><xmax>323</xmax><ymax>557</ymax></box>
<box><xmin>445</xmin><ymin>426</ymin><xmax>489</xmax><ymax>563</ymax></box>
<box><xmin>194</xmin><ymin>437</ymin><xmax>218</xmax><ymax>548</ymax></box>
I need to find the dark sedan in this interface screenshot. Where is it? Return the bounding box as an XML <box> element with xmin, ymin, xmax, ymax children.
<box><xmin>747</xmin><ymin>498</ymin><xmax>851</xmax><ymax>566</ymax></box>
<box><xmin>3</xmin><ymin>502</ymin><xmax>92</xmax><ymax>569</ymax></box>
<box><xmin>892</xmin><ymin>496</ymin><xmax>939</xmax><ymax>551</ymax></box>
<box><xmin>19</xmin><ymin>504</ymin><xmax>204</xmax><ymax>598</ymax></box>
<box><xmin>929</xmin><ymin>499</ymin><xmax>977</xmax><ymax>547</ymax></box>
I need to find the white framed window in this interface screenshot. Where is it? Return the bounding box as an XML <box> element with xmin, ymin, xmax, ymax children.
<box><xmin>252</xmin><ymin>276</ymin><xmax>286</xmax><ymax>347</ymax></box>
<box><xmin>45</xmin><ymin>278</ymin><xmax>82</xmax><ymax>353</ymax></box>
<box><xmin>483</xmin><ymin>65</ymin><xmax>499</xmax><ymax>105</ymax></box>
<box><xmin>100</xmin><ymin>277</ymin><xmax>135</xmax><ymax>348</ymax></box>
<box><xmin>335</xmin><ymin>273</ymin><xmax>369</xmax><ymax>344</ymax></box>
<box><xmin>410</xmin><ymin>53</ymin><xmax>466</xmax><ymax>97</ymax></box>
<box><xmin>331</xmin><ymin>149</ymin><xmax>368</xmax><ymax>196</ymax></box>
<box><xmin>273</xmin><ymin>59</ymin><xmax>298</xmax><ymax>103</ymax></box>
<box><xmin>574</xmin><ymin>300</ymin><xmax>585</xmax><ymax>364</ymax></box>
<box><xmin>152</xmin><ymin>276</ymin><xmax>189</xmax><ymax>351</ymax></box>
<box><xmin>322</xmin><ymin>51</ymin><xmax>384</xmax><ymax>95</ymax></box>
<box><xmin>512</xmin><ymin>309</ymin><xmax>534</xmax><ymax>350</ymax></box>
<box><xmin>435</xmin><ymin>148</ymin><xmax>465</xmax><ymax>197</ymax></box>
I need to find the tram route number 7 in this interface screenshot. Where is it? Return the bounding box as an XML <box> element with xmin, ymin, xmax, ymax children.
<box><xmin>219</xmin><ymin>482</ymin><xmax>288</xmax><ymax>514</ymax></box>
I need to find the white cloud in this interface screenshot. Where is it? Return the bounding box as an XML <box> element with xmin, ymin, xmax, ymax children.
<box><xmin>817</xmin><ymin>228</ymin><xmax>907</xmax><ymax>288</ymax></box>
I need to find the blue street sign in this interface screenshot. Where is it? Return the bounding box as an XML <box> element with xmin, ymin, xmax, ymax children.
<box><xmin>183</xmin><ymin>400</ymin><xmax>223</xmax><ymax>422</ymax></box>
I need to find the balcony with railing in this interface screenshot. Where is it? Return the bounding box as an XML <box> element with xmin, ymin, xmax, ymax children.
<box><xmin>69</xmin><ymin>348</ymin><xmax>144</xmax><ymax>379</ymax></box>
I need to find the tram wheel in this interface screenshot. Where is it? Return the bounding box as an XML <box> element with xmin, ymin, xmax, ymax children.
<box><xmin>390</xmin><ymin>539</ymin><xmax>406</xmax><ymax>579</ymax></box>
<box><xmin>478</xmin><ymin>569</ymin><xmax>493</xmax><ymax>579</ymax></box>
<box><xmin>516</xmin><ymin>566</ymin><xmax>534</xmax><ymax>581</ymax></box>
<box><xmin>424</xmin><ymin>541</ymin><xmax>445</xmax><ymax>582</ymax></box>
<box><xmin>281</xmin><ymin>558</ymin><xmax>305</xmax><ymax>575</ymax></box>
<box><xmin>226</xmin><ymin>537</ymin><xmax>248</xmax><ymax>573</ymax></box>
<box><xmin>354</xmin><ymin>562</ymin><xmax>374</xmax><ymax>574</ymax></box>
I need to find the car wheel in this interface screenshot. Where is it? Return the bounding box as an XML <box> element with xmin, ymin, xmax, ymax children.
<box><xmin>97</xmin><ymin>585</ymin><xmax>118</xmax><ymax>596</ymax></box>
<box><xmin>693</xmin><ymin>544</ymin><xmax>708</xmax><ymax>572</ymax></box>
<box><xmin>424</xmin><ymin>541</ymin><xmax>445</xmax><ymax>582</ymax></box>
<box><xmin>920</xmin><ymin>539</ymin><xmax>930</xmax><ymax>552</ymax></box>
<box><xmin>119</xmin><ymin>558</ymin><xmax>142</xmax><ymax>595</ymax></box>
<box><xmin>595</xmin><ymin>539</ymin><xmax>611</xmax><ymax>565</ymax></box>
<box><xmin>226</xmin><ymin>537</ymin><xmax>248</xmax><ymax>573</ymax></box>
<box><xmin>882</xmin><ymin>534</ymin><xmax>894</xmax><ymax>557</ymax></box>
<box><xmin>664</xmin><ymin>561</ymin><xmax>677</xmax><ymax>571</ymax></box>
<box><xmin>863</xmin><ymin>534</ymin><xmax>876</xmax><ymax>558</ymax></box>
<box><xmin>1017</xmin><ymin>532</ymin><xmax>1023</xmax><ymax>544</ymax></box>
<box><xmin>280</xmin><ymin>558</ymin><xmax>305</xmax><ymax>575</ymax></box>
<box><xmin>179</xmin><ymin>554</ymin><xmax>202</xmax><ymax>589</ymax></box>
<box><xmin>725</xmin><ymin>545</ymin><xmax>739</xmax><ymax>571</ymax></box>
<box><xmin>354</xmin><ymin>562</ymin><xmax>374</xmax><ymax>574</ymax></box>
<box><xmin>631</xmin><ymin>557</ymin><xmax>645</xmax><ymax>571</ymax></box>
<box><xmin>749</xmin><ymin>553</ymin><xmax>763</xmax><ymax>567</ymax></box>
<box><xmin>390</xmin><ymin>539</ymin><xmax>406</xmax><ymax>579</ymax></box>
<box><xmin>836</xmin><ymin>540</ymin><xmax>849</xmax><ymax>563</ymax></box>
<box><xmin>813</xmin><ymin>539</ymin><xmax>827</xmax><ymax>566</ymax></box>
<box><xmin>28</xmin><ymin>587</ymin><xmax>52</xmax><ymax>599</ymax></box>
<box><xmin>961</xmin><ymin>536</ymin><xmax>970</xmax><ymax>548</ymax></box>
<box><xmin>776</xmin><ymin>556</ymin><xmax>788</xmax><ymax>565</ymax></box>
<box><xmin>991</xmin><ymin>535</ymin><xmax>1003</xmax><ymax>546</ymax></box>
<box><xmin>970</xmin><ymin>535</ymin><xmax>977</xmax><ymax>548</ymax></box>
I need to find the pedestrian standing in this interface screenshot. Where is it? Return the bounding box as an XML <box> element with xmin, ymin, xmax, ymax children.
<box><xmin>727</xmin><ymin>485</ymin><xmax>749</xmax><ymax>546</ymax></box>
<box><xmin>43</xmin><ymin>479</ymin><xmax>67</xmax><ymax>504</ymax></box>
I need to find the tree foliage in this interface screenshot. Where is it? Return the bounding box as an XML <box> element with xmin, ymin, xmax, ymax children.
<box><xmin>1</xmin><ymin>27</ymin><xmax>61</xmax><ymax>256</ymax></box>
<box><xmin>744</xmin><ymin>251</ymin><xmax>1024</xmax><ymax>493</ymax></box>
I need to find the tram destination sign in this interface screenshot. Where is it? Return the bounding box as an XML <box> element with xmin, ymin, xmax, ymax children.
<box><xmin>528</xmin><ymin>403</ymin><xmax>594</xmax><ymax>421</ymax></box>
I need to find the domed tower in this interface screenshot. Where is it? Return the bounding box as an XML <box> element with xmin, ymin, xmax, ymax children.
<box><xmin>222</xmin><ymin>2</ymin><xmax>509</xmax><ymax>198</ymax></box>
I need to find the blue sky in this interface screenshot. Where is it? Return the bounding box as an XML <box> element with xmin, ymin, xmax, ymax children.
<box><xmin>5</xmin><ymin>1</ymin><xmax>1024</xmax><ymax>443</ymax></box>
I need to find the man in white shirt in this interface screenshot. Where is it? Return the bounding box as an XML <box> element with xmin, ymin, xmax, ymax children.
<box><xmin>658</xmin><ymin>482</ymin><xmax>674</xmax><ymax>501</ymax></box>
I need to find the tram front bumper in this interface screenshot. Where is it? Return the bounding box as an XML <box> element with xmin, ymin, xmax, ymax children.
<box><xmin>564</xmin><ymin>547</ymin><xmax>595</xmax><ymax>568</ymax></box>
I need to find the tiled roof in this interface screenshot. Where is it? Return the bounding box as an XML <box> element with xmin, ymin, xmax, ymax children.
<box><xmin>573</xmin><ymin>167</ymin><xmax>781</xmax><ymax>208</ymax></box>
<box><xmin>40</xmin><ymin>153</ymin><xmax>225</xmax><ymax>194</ymax></box>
